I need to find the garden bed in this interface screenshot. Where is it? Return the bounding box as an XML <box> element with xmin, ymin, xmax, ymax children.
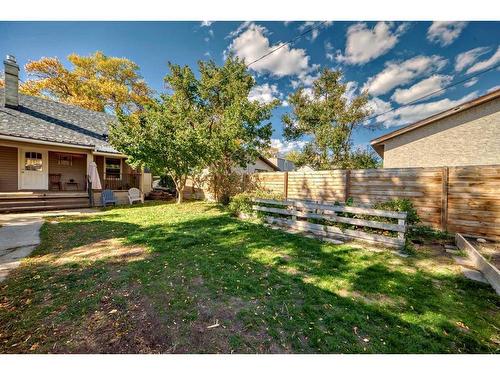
<box><xmin>456</xmin><ymin>233</ymin><xmax>500</xmax><ymax>295</ymax></box>
<box><xmin>466</xmin><ymin>237</ymin><xmax>500</xmax><ymax>270</ymax></box>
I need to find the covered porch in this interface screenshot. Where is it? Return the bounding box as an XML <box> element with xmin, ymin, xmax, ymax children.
<box><xmin>0</xmin><ymin>143</ymin><xmax>141</xmax><ymax>193</ymax></box>
<box><xmin>0</xmin><ymin>143</ymin><xmax>92</xmax><ymax>193</ymax></box>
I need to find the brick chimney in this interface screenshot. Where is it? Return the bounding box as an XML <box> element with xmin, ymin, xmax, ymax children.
<box><xmin>3</xmin><ymin>55</ymin><xmax>19</xmax><ymax>108</ymax></box>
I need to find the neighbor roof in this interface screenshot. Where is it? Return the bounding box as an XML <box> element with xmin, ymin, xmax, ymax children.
<box><xmin>370</xmin><ymin>88</ymin><xmax>500</xmax><ymax>156</ymax></box>
<box><xmin>0</xmin><ymin>89</ymin><xmax>119</xmax><ymax>153</ymax></box>
<box><xmin>258</xmin><ymin>155</ymin><xmax>280</xmax><ymax>171</ymax></box>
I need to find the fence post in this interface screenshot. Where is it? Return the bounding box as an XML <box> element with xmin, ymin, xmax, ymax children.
<box><xmin>441</xmin><ymin>166</ymin><xmax>449</xmax><ymax>232</ymax></box>
<box><xmin>284</xmin><ymin>171</ymin><xmax>289</xmax><ymax>200</ymax></box>
<box><xmin>344</xmin><ymin>170</ymin><xmax>351</xmax><ymax>203</ymax></box>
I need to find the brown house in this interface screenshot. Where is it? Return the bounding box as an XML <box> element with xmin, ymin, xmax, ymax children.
<box><xmin>0</xmin><ymin>55</ymin><xmax>151</xmax><ymax>211</ymax></box>
<box><xmin>371</xmin><ymin>89</ymin><xmax>500</xmax><ymax>168</ymax></box>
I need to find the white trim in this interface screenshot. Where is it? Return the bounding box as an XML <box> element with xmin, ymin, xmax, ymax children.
<box><xmin>92</xmin><ymin>151</ymin><xmax>126</xmax><ymax>157</ymax></box>
<box><xmin>0</xmin><ymin>134</ymin><xmax>94</xmax><ymax>150</ymax></box>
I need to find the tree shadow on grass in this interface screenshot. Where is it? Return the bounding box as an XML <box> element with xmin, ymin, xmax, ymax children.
<box><xmin>1</xmin><ymin>209</ymin><xmax>498</xmax><ymax>354</ymax></box>
<box><xmin>124</xmin><ymin>214</ymin><xmax>499</xmax><ymax>353</ymax></box>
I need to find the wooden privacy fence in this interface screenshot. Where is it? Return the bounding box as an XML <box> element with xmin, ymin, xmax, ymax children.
<box><xmin>252</xmin><ymin>165</ymin><xmax>500</xmax><ymax>240</ymax></box>
<box><xmin>252</xmin><ymin>198</ymin><xmax>407</xmax><ymax>248</ymax></box>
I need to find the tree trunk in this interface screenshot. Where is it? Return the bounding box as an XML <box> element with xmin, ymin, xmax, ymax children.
<box><xmin>176</xmin><ymin>189</ymin><xmax>184</xmax><ymax>204</ymax></box>
<box><xmin>172</xmin><ymin>174</ymin><xmax>186</xmax><ymax>204</ymax></box>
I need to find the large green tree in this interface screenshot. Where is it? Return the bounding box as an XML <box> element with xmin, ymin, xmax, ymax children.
<box><xmin>109</xmin><ymin>63</ymin><xmax>205</xmax><ymax>203</ymax></box>
<box><xmin>198</xmin><ymin>57</ymin><xmax>279</xmax><ymax>203</ymax></box>
<box><xmin>110</xmin><ymin>57</ymin><xmax>278</xmax><ymax>204</ymax></box>
<box><xmin>282</xmin><ymin>68</ymin><xmax>373</xmax><ymax>170</ymax></box>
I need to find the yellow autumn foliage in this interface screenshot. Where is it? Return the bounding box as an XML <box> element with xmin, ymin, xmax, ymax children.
<box><xmin>1</xmin><ymin>51</ymin><xmax>152</xmax><ymax>113</ymax></box>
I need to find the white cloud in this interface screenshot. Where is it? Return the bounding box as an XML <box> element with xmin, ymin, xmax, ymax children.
<box><xmin>487</xmin><ymin>85</ymin><xmax>500</xmax><ymax>93</ymax></box>
<box><xmin>427</xmin><ymin>22</ymin><xmax>468</xmax><ymax>47</ymax></box>
<box><xmin>248</xmin><ymin>83</ymin><xmax>280</xmax><ymax>104</ymax></box>
<box><xmin>227</xmin><ymin>23</ymin><xmax>310</xmax><ymax>77</ymax></box>
<box><xmin>363</xmin><ymin>55</ymin><xmax>447</xmax><ymax>96</ymax></box>
<box><xmin>291</xmin><ymin>71</ymin><xmax>319</xmax><ymax>89</ymax></box>
<box><xmin>301</xmin><ymin>87</ymin><xmax>315</xmax><ymax>100</ymax></box>
<box><xmin>343</xmin><ymin>81</ymin><xmax>359</xmax><ymax>104</ymax></box>
<box><xmin>298</xmin><ymin>21</ymin><xmax>333</xmax><ymax>42</ymax></box>
<box><xmin>464</xmin><ymin>77</ymin><xmax>478</xmax><ymax>87</ymax></box>
<box><xmin>225</xmin><ymin>21</ymin><xmax>252</xmax><ymax>39</ymax></box>
<box><xmin>270</xmin><ymin>139</ymin><xmax>307</xmax><ymax>154</ymax></box>
<box><xmin>336</xmin><ymin>22</ymin><xmax>408</xmax><ymax>65</ymax></box>
<box><xmin>366</xmin><ymin>97</ymin><xmax>392</xmax><ymax>117</ymax></box>
<box><xmin>466</xmin><ymin>46</ymin><xmax>500</xmax><ymax>74</ymax></box>
<box><xmin>376</xmin><ymin>92</ymin><xmax>478</xmax><ymax>127</ymax></box>
<box><xmin>325</xmin><ymin>41</ymin><xmax>335</xmax><ymax>61</ymax></box>
<box><xmin>200</xmin><ymin>21</ymin><xmax>213</xmax><ymax>27</ymax></box>
<box><xmin>391</xmin><ymin>75</ymin><xmax>453</xmax><ymax>104</ymax></box>
<box><xmin>455</xmin><ymin>47</ymin><xmax>491</xmax><ymax>72</ymax></box>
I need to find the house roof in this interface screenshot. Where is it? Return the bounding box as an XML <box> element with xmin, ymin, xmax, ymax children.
<box><xmin>370</xmin><ymin>88</ymin><xmax>500</xmax><ymax>156</ymax></box>
<box><xmin>259</xmin><ymin>155</ymin><xmax>280</xmax><ymax>171</ymax></box>
<box><xmin>0</xmin><ymin>89</ymin><xmax>119</xmax><ymax>153</ymax></box>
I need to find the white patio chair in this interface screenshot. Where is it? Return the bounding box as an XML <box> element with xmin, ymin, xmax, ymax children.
<box><xmin>128</xmin><ymin>187</ymin><xmax>144</xmax><ymax>205</ymax></box>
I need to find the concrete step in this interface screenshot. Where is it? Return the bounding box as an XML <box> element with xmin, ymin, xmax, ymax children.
<box><xmin>0</xmin><ymin>193</ymin><xmax>88</xmax><ymax>200</ymax></box>
<box><xmin>0</xmin><ymin>198</ymin><xmax>89</xmax><ymax>207</ymax></box>
<box><xmin>0</xmin><ymin>203</ymin><xmax>90</xmax><ymax>213</ymax></box>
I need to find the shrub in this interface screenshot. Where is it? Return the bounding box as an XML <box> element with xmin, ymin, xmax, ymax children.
<box><xmin>373</xmin><ymin>198</ymin><xmax>420</xmax><ymax>226</ymax></box>
<box><xmin>228</xmin><ymin>190</ymin><xmax>283</xmax><ymax>216</ymax></box>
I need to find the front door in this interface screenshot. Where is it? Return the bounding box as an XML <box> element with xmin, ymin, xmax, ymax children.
<box><xmin>20</xmin><ymin>149</ymin><xmax>48</xmax><ymax>190</ymax></box>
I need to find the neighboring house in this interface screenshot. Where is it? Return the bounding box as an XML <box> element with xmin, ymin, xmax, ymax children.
<box><xmin>238</xmin><ymin>155</ymin><xmax>280</xmax><ymax>173</ymax></box>
<box><xmin>296</xmin><ymin>165</ymin><xmax>315</xmax><ymax>172</ymax></box>
<box><xmin>0</xmin><ymin>55</ymin><xmax>152</xmax><ymax>211</ymax></box>
<box><xmin>370</xmin><ymin>89</ymin><xmax>500</xmax><ymax>168</ymax></box>
<box><xmin>268</xmin><ymin>156</ymin><xmax>296</xmax><ymax>171</ymax></box>
<box><xmin>184</xmin><ymin>155</ymin><xmax>279</xmax><ymax>200</ymax></box>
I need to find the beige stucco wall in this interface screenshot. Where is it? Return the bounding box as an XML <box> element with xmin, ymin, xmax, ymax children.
<box><xmin>382</xmin><ymin>97</ymin><xmax>500</xmax><ymax>168</ymax></box>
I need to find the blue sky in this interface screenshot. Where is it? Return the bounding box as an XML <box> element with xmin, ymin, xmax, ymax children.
<box><xmin>1</xmin><ymin>21</ymin><xmax>499</xmax><ymax>154</ymax></box>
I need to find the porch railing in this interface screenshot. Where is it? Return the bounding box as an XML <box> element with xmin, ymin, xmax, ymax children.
<box><xmin>104</xmin><ymin>173</ymin><xmax>141</xmax><ymax>191</ymax></box>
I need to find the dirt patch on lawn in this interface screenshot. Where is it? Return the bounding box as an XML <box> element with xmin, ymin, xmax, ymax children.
<box><xmin>58</xmin><ymin>287</ymin><xmax>171</xmax><ymax>353</ymax></box>
<box><xmin>160</xmin><ymin>276</ymin><xmax>290</xmax><ymax>354</ymax></box>
<box><xmin>186</xmin><ymin>295</ymin><xmax>289</xmax><ymax>353</ymax></box>
<box><xmin>49</xmin><ymin>238</ymin><xmax>148</xmax><ymax>266</ymax></box>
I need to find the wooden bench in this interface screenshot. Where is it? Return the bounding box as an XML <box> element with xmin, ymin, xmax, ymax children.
<box><xmin>252</xmin><ymin>198</ymin><xmax>407</xmax><ymax>249</ymax></box>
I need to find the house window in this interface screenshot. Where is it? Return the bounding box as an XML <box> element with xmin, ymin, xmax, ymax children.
<box><xmin>24</xmin><ymin>152</ymin><xmax>43</xmax><ymax>171</ymax></box>
<box><xmin>58</xmin><ymin>154</ymin><xmax>73</xmax><ymax>166</ymax></box>
<box><xmin>105</xmin><ymin>158</ymin><xmax>121</xmax><ymax>178</ymax></box>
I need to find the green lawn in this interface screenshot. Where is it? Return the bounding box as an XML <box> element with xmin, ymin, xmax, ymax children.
<box><xmin>0</xmin><ymin>202</ymin><xmax>498</xmax><ymax>353</ymax></box>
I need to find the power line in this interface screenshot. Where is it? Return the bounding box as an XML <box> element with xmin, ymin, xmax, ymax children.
<box><xmin>241</xmin><ymin>21</ymin><xmax>499</xmax><ymax>127</ymax></box>
<box><xmin>246</xmin><ymin>21</ymin><xmax>329</xmax><ymax>68</ymax></box>
<box><xmin>366</xmin><ymin>62</ymin><xmax>500</xmax><ymax>124</ymax></box>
